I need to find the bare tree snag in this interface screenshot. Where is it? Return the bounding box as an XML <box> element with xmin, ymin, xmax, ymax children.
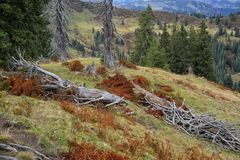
<box><xmin>102</xmin><ymin>0</ymin><xmax>115</xmax><ymax>68</ymax></box>
<box><xmin>47</xmin><ymin>0</ymin><xmax>70</xmax><ymax>61</ymax></box>
<box><xmin>85</xmin><ymin>62</ymin><xmax>96</xmax><ymax>76</ymax></box>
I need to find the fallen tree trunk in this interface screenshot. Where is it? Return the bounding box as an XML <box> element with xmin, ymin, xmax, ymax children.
<box><xmin>133</xmin><ymin>83</ymin><xmax>240</xmax><ymax>152</ymax></box>
<box><xmin>0</xmin><ymin>156</ymin><xmax>18</xmax><ymax>160</ymax></box>
<box><xmin>0</xmin><ymin>143</ymin><xmax>50</xmax><ymax>160</ymax></box>
<box><xmin>11</xmin><ymin>53</ymin><xmax>125</xmax><ymax>107</ymax></box>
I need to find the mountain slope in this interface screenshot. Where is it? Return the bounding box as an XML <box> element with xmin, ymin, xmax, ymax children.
<box><xmin>114</xmin><ymin>0</ymin><xmax>240</xmax><ymax>15</ymax></box>
<box><xmin>1</xmin><ymin>58</ymin><xmax>240</xmax><ymax>159</ymax></box>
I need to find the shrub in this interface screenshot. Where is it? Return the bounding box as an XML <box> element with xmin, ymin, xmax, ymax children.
<box><xmin>119</xmin><ymin>61</ymin><xmax>137</xmax><ymax>69</ymax></box>
<box><xmin>132</xmin><ymin>75</ymin><xmax>150</xmax><ymax>89</ymax></box>
<box><xmin>155</xmin><ymin>84</ymin><xmax>174</xmax><ymax>93</ymax></box>
<box><xmin>9</xmin><ymin>74</ymin><xmax>42</xmax><ymax>97</ymax></box>
<box><xmin>98</xmin><ymin>74</ymin><xmax>135</xmax><ymax>100</ymax></box>
<box><xmin>68</xmin><ymin>60</ymin><xmax>84</xmax><ymax>72</ymax></box>
<box><xmin>96</xmin><ymin>66</ymin><xmax>107</xmax><ymax>76</ymax></box>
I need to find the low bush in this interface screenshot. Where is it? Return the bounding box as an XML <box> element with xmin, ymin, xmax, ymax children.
<box><xmin>132</xmin><ymin>75</ymin><xmax>150</xmax><ymax>89</ymax></box>
<box><xmin>96</xmin><ymin>66</ymin><xmax>107</xmax><ymax>76</ymax></box>
<box><xmin>98</xmin><ymin>74</ymin><xmax>135</xmax><ymax>100</ymax></box>
<box><xmin>68</xmin><ymin>60</ymin><xmax>84</xmax><ymax>72</ymax></box>
<box><xmin>9</xmin><ymin>74</ymin><xmax>42</xmax><ymax>97</ymax></box>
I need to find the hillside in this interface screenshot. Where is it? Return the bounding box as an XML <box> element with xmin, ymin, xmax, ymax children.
<box><xmin>1</xmin><ymin>58</ymin><xmax>240</xmax><ymax>159</ymax></box>
<box><xmin>68</xmin><ymin>1</ymin><xmax>240</xmax><ymax>55</ymax></box>
<box><xmin>114</xmin><ymin>0</ymin><xmax>240</xmax><ymax>16</ymax></box>
<box><xmin>68</xmin><ymin>2</ymin><xmax>240</xmax><ymax>87</ymax></box>
<box><xmin>82</xmin><ymin>0</ymin><xmax>240</xmax><ymax>16</ymax></box>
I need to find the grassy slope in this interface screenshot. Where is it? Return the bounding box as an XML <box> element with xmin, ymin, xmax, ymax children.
<box><xmin>1</xmin><ymin>58</ymin><xmax>240</xmax><ymax>159</ymax></box>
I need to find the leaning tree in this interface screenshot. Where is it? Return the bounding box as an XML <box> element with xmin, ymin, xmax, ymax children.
<box><xmin>47</xmin><ymin>0</ymin><xmax>70</xmax><ymax>61</ymax></box>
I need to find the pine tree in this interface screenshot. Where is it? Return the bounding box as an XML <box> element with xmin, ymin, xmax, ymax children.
<box><xmin>159</xmin><ymin>23</ymin><xmax>170</xmax><ymax>53</ymax></box>
<box><xmin>188</xmin><ymin>26</ymin><xmax>198</xmax><ymax>68</ymax></box>
<box><xmin>131</xmin><ymin>5</ymin><xmax>156</xmax><ymax>65</ymax></box>
<box><xmin>169</xmin><ymin>25</ymin><xmax>189</xmax><ymax>74</ymax></box>
<box><xmin>194</xmin><ymin>21</ymin><xmax>214</xmax><ymax>80</ymax></box>
<box><xmin>146</xmin><ymin>38</ymin><xmax>168</xmax><ymax>69</ymax></box>
<box><xmin>0</xmin><ymin>0</ymin><xmax>51</xmax><ymax>68</ymax></box>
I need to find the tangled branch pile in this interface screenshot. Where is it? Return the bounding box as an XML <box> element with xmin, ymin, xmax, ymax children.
<box><xmin>10</xmin><ymin>54</ymin><xmax>124</xmax><ymax>107</ymax></box>
<box><xmin>134</xmin><ymin>84</ymin><xmax>240</xmax><ymax>152</ymax></box>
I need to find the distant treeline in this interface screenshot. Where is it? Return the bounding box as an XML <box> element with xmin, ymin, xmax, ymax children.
<box><xmin>131</xmin><ymin>5</ymin><xmax>240</xmax><ymax>91</ymax></box>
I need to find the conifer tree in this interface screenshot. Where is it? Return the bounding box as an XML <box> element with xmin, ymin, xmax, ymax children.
<box><xmin>131</xmin><ymin>5</ymin><xmax>155</xmax><ymax>65</ymax></box>
<box><xmin>169</xmin><ymin>25</ymin><xmax>189</xmax><ymax>74</ymax></box>
<box><xmin>146</xmin><ymin>38</ymin><xmax>168</xmax><ymax>69</ymax></box>
<box><xmin>159</xmin><ymin>23</ymin><xmax>170</xmax><ymax>53</ymax></box>
<box><xmin>0</xmin><ymin>0</ymin><xmax>51</xmax><ymax>67</ymax></box>
<box><xmin>194</xmin><ymin>21</ymin><xmax>214</xmax><ymax>80</ymax></box>
<box><xmin>188</xmin><ymin>26</ymin><xmax>198</xmax><ymax>68</ymax></box>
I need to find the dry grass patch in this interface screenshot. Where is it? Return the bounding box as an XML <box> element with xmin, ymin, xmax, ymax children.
<box><xmin>60</xmin><ymin>101</ymin><xmax>121</xmax><ymax>130</ymax></box>
<box><xmin>61</xmin><ymin>141</ymin><xmax>130</xmax><ymax>160</ymax></box>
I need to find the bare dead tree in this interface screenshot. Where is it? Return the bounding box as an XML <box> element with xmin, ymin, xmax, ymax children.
<box><xmin>101</xmin><ymin>0</ymin><xmax>115</xmax><ymax>68</ymax></box>
<box><xmin>47</xmin><ymin>0</ymin><xmax>70</xmax><ymax>61</ymax></box>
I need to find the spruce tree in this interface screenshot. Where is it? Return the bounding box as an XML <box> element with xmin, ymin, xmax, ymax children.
<box><xmin>194</xmin><ymin>21</ymin><xmax>214</xmax><ymax>80</ymax></box>
<box><xmin>146</xmin><ymin>38</ymin><xmax>168</xmax><ymax>69</ymax></box>
<box><xmin>169</xmin><ymin>25</ymin><xmax>189</xmax><ymax>74</ymax></box>
<box><xmin>0</xmin><ymin>0</ymin><xmax>51</xmax><ymax>68</ymax></box>
<box><xmin>159</xmin><ymin>23</ymin><xmax>170</xmax><ymax>53</ymax></box>
<box><xmin>188</xmin><ymin>26</ymin><xmax>198</xmax><ymax>68</ymax></box>
<box><xmin>131</xmin><ymin>5</ymin><xmax>155</xmax><ymax>65</ymax></box>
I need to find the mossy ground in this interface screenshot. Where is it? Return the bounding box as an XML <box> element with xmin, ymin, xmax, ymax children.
<box><xmin>0</xmin><ymin>58</ymin><xmax>240</xmax><ymax>159</ymax></box>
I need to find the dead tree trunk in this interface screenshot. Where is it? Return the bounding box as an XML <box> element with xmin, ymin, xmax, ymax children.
<box><xmin>11</xmin><ymin>53</ymin><xmax>125</xmax><ymax>107</ymax></box>
<box><xmin>47</xmin><ymin>0</ymin><xmax>70</xmax><ymax>61</ymax></box>
<box><xmin>102</xmin><ymin>0</ymin><xmax>115</xmax><ymax>68</ymax></box>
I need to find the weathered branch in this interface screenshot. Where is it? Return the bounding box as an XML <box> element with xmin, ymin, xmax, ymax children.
<box><xmin>0</xmin><ymin>142</ymin><xmax>50</xmax><ymax>160</ymax></box>
<box><xmin>11</xmin><ymin>53</ymin><xmax>125</xmax><ymax>107</ymax></box>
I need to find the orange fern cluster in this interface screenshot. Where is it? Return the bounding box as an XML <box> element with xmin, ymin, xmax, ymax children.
<box><xmin>98</xmin><ymin>74</ymin><xmax>135</xmax><ymax>100</ymax></box>
<box><xmin>68</xmin><ymin>60</ymin><xmax>84</xmax><ymax>72</ymax></box>
<box><xmin>9</xmin><ymin>74</ymin><xmax>42</xmax><ymax>97</ymax></box>
<box><xmin>62</xmin><ymin>141</ymin><xmax>130</xmax><ymax>160</ymax></box>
